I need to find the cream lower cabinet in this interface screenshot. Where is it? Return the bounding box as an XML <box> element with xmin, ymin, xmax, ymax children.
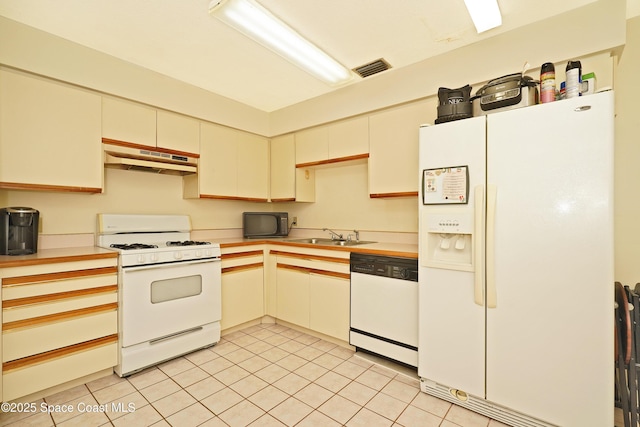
<box><xmin>309</xmin><ymin>273</ymin><xmax>349</xmax><ymax>342</ymax></box>
<box><xmin>221</xmin><ymin>248</ymin><xmax>265</xmax><ymax>330</ymax></box>
<box><xmin>275</xmin><ymin>267</ymin><xmax>310</xmax><ymax>328</ymax></box>
<box><xmin>273</xmin><ymin>250</ymin><xmax>350</xmax><ymax>341</ymax></box>
<box><xmin>1</xmin><ymin>255</ymin><xmax>118</xmax><ymax>402</ymax></box>
<box><xmin>0</xmin><ymin>69</ymin><xmax>102</xmax><ymax>193</ymax></box>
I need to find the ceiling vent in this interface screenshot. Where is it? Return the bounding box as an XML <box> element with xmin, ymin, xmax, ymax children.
<box><xmin>353</xmin><ymin>58</ymin><xmax>392</xmax><ymax>78</ymax></box>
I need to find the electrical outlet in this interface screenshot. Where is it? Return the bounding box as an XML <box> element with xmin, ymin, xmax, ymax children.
<box><xmin>292</xmin><ymin>216</ymin><xmax>298</xmax><ymax>226</ymax></box>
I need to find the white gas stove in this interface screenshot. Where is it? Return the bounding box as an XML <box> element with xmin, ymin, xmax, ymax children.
<box><xmin>96</xmin><ymin>214</ymin><xmax>222</xmax><ymax>377</ymax></box>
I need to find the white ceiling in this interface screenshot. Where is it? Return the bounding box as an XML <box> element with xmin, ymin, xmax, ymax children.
<box><xmin>0</xmin><ymin>0</ymin><xmax>635</xmax><ymax>112</ymax></box>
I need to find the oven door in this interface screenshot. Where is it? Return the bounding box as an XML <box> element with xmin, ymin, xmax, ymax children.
<box><xmin>120</xmin><ymin>259</ymin><xmax>221</xmax><ymax>347</ymax></box>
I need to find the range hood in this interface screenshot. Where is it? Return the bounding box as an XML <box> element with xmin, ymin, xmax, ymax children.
<box><xmin>103</xmin><ymin>140</ymin><xmax>197</xmax><ymax>176</ymax></box>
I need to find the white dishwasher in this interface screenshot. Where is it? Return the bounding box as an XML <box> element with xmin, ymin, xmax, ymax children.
<box><xmin>350</xmin><ymin>253</ymin><xmax>419</xmax><ymax>367</ymax></box>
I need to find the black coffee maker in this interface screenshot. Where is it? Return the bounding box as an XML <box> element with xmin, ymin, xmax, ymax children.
<box><xmin>0</xmin><ymin>207</ymin><xmax>40</xmax><ymax>255</ymax></box>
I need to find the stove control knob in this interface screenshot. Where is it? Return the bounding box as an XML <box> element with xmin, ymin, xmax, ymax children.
<box><xmin>195</xmin><ymin>250</ymin><xmax>203</xmax><ymax>258</ymax></box>
<box><xmin>150</xmin><ymin>253</ymin><xmax>158</xmax><ymax>262</ymax></box>
<box><xmin>174</xmin><ymin>252</ymin><xmax>183</xmax><ymax>260</ymax></box>
<box><xmin>204</xmin><ymin>249</ymin><xmax>212</xmax><ymax>257</ymax></box>
<box><xmin>137</xmin><ymin>254</ymin><xmax>146</xmax><ymax>264</ymax></box>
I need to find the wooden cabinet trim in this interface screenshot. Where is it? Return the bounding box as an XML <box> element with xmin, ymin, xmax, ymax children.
<box><xmin>2</xmin><ymin>266</ymin><xmax>118</xmax><ymax>287</ymax></box>
<box><xmin>222</xmin><ymin>263</ymin><xmax>264</xmax><ymax>275</ymax></box>
<box><xmin>276</xmin><ymin>263</ymin><xmax>350</xmax><ymax>280</ymax></box>
<box><xmin>296</xmin><ymin>153</ymin><xmax>369</xmax><ymax>169</ymax></box>
<box><xmin>0</xmin><ymin>182</ymin><xmax>102</xmax><ymax>194</ymax></box>
<box><xmin>221</xmin><ymin>250</ymin><xmax>264</xmax><ymax>260</ymax></box>
<box><xmin>102</xmin><ymin>138</ymin><xmax>199</xmax><ymax>158</ymax></box>
<box><xmin>369</xmin><ymin>191</ymin><xmax>419</xmax><ymax>199</ymax></box>
<box><xmin>270</xmin><ymin>250</ymin><xmax>349</xmax><ymax>264</ymax></box>
<box><xmin>0</xmin><ymin>253</ymin><xmax>117</xmax><ymax>269</ymax></box>
<box><xmin>2</xmin><ymin>334</ymin><xmax>118</xmax><ymax>372</ymax></box>
<box><xmin>2</xmin><ymin>285</ymin><xmax>118</xmax><ymax>309</ymax></box>
<box><xmin>3</xmin><ymin>303</ymin><xmax>118</xmax><ymax>331</ymax></box>
<box><xmin>198</xmin><ymin>194</ymin><xmax>269</xmax><ymax>202</ymax></box>
<box><xmin>270</xmin><ymin>198</ymin><xmax>296</xmax><ymax>202</ymax></box>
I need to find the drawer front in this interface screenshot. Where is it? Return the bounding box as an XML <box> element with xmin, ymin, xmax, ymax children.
<box><xmin>3</xmin><ymin>269</ymin><xmax>117</xmax><ymax>300</ymax></box>
<box><xmin>3</xmin><ymin>340</ymin><xmax>117</xmax><ymax>402</ymax></box>
<box><xmin>3</xmin><ymin>309</ymin><xmax>117</xmax><ymax>362</ymax></box>
<box><xmin>3</xmin><ymin>290</ymin><xmax>117</xmax><ymax>323</ymax></box>
<box><xmin>221</xmin><ymin>255</ymin><xmax>263</xmax><ymax>270</ymax></box>
<box><xmin>0</xmin><ymin>258</ymin><xmax>117</xmax><ymax>278</ymax></box>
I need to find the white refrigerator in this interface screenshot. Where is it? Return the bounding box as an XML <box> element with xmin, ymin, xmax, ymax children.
<box><xmin>418</xmin><ymin>91</ymin><xmax>614</xmax><ymax>427</ymax></box>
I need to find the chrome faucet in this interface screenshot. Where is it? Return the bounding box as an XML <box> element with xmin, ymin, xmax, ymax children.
<box><xmin>323</xmin><ymin>228</ymin><xmax>343</xmax><ymax>240</ymax></box>
<box><xmin>347</xmin><ymin>230</ymin><xmax>360</xmax><ymax>242</ymax></box>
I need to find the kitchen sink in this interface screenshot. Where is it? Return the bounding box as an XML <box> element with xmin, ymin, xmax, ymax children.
<box><xmin>286</xmin><ymin>238</ymin><xmax>376</xmax><ymax>246</ymax></box>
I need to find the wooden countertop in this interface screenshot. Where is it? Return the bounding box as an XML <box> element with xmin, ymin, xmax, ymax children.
<box><xmin>215</xmin><ymin>238</ymin><xmax>418</xmax><ymax>258</ymax></box>
<box><xmin>0</xmin><ymin>238</ymin><xmax>418</xmax><ymax>268</ymax></box>
<box><xmin>0</xmin><ymin>246</ymin><xmax>118</xmax><ymax>268</ymax></box>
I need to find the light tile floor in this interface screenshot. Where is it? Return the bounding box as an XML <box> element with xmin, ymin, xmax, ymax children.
<box><xmin>0</xmin><ymin>323</ymin><xmax>510</xmax><ymax>427</ymax></box>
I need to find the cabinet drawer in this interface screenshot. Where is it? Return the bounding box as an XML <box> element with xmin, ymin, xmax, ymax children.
<box><xmin>3</xmin><ymin>289</ymin><xmax>117</xmax><ymax>323</ymax></box>
<box><xmin>3</xmin><ymin>338</ymin><xmax>117</xmax><ymax>402</ymax></box>
<box><xmin>3</xmin><ymin>308</ymin><xmax>117</xmax><ymax>362</ymax></box>
<box><xmin>2</xmin><ymin>267</ymin><xmax>117</xmax><ymax>301</ymax></box>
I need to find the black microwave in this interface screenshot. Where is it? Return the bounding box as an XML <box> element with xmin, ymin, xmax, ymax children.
<box><xmin>243</xmin><ymin>212</ymin><xmax>289</xmax><ymax>238</ymax></box>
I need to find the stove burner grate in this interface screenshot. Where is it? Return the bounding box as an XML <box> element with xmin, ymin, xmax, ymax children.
<box><xmin>166</xmin><ymin>240</ymin><xmax>212</xmax><ymax>247</ymax></box>
<box><xmin>110</xmin><ymin>243</ymin><xmax>159</xmax><ymax>250</ymax></box>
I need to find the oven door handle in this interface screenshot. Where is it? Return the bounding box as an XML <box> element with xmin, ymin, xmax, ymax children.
<box><xmin>122</xmin><ymin>258</ymin><xmax>221</xmax><ymax>272</ymax></box>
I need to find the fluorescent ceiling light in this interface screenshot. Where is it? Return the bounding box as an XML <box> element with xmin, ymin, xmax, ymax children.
<box><xmin>464</xmin><ymin>0</ymin><xmax>502</xmax><ymax>33</ymax></box>
<box><xmin>209</xmin><ymin>0</ymin><xmax>354</xmax><ymax>85</ymax></box>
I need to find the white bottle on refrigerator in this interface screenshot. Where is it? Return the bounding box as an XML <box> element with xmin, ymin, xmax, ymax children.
<box><xmin>418</xmin><ymin>91</ymin><xmax>614</xmax><ymax>427</ymax></box>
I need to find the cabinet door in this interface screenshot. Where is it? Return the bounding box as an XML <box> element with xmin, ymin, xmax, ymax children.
<box><xmin>368</xmin><ymin>101</ymin><xmax>430</xmax><ymax>197</ymax></box>
<box><xmin>295</xmin><ymin>126</ymin><xmax>328</xmax><ymax>165</ymax></box>
<box><xmin>198</xmin><ymin>122</ymin><xmax>238</xmax><ymax>197</ymax></box>
<box><xmin>102</xmin><ymin>97</ymin><xmax>156</xmax><ymax>147</ymax></box>
<box><xmin>221</xmin><ymin>267</ymin><xmax>264</xmax><ymax>330</ymax></box>
<box><xmin>309</xmin><ymin>274</ymin><xmax>350</xmax><ymax>341</ymax></box>
<box><xmin>237</xmin><ymin>132</ymin><xmax>269</xmax><ymax>201</ymax></box>
<box><xmin>328</xmin><ymin>116</ymin><xmax>369</xmax><ymax>160</ymax></box>
<box><xmin>0</xmin><ymin>70</ymin><xmax>102</xmax><ymax>191</ymax></box>
<box><xmin>270</xmin><ymin>134</ymin><xmax>296</xmax><ymax>201</ymax></box>
<box><xmin>156</xmin><ymin>110</ymin><xmax>200</xmax><ymax>155</ymax></box>
<box><xmin>276</xmin><ymin>267</ymin><xmax>309</xmax><ymax>328</ymax></box>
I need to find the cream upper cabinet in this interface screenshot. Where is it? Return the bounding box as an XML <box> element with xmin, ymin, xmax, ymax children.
<box><xmin>270</xmin><ymin>134</ymin><xmax>315</xmax><ymax>202</ymax></box>
<box><xmin>0</xmin><ymin>69</ymin><xmax>102</xmax><ymax>193</ymax></box>
<box><xmin>270</xmin><ymin>134</ymin><xmax>296</xmax><ymax>201</ymax></box>
<box><xmin>186</xmin><ymin>122</ymin><xmax>237</xmax><ymax>198</ymax></box>
<box><xmin>185</xmin><ymin>122</ymin><xmax>268</xmax><ymax>201</ymax></box>
<box><xmin>237</xmin><ymin>132</ymin><xmax>269</xmax><ymax>200</ymax></box>
<box><xmin>368</xmin><ymin>100</ymin><xmax>430</xmax><ymax>198</ymax></box>
<box><xmin>156</xmin><ymin>110</ymin><xmax>200</xmax><ymax>155</ymax></box>
<box><xmin>295</xmin><ymin>116</ymin><xmax>369</xmax><ymax>166</ymax></box>
<box><xmin>102</xmin><ymin>97</ymin><xmax>199</xmax><ymax>155</ymax></box>
<box><xmin>328</xmin><ymin>116</ymin><xmax>369</xmax><ymax>160</ymax></box>
<box><xmin>102</xmin><ymin>97</ymin><xmax>156</xmax><ymax>147</ymax></box>
<box><xmin>295</xmin><ymin>126</ymin><xmax>328</xmax><ymax>165</ymax></box>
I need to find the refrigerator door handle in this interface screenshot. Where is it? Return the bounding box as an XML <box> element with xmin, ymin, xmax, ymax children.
<box><xmin>486</xmin><ymin>184</ymin><xmax>498</xmax><ymax>308</ymax></box>
<box><xmin>474</xmin><ymin>185</ymin><xmax>485</xmax><ymax>306</ymax></box>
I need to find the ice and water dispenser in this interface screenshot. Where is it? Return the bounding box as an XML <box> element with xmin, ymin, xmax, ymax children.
<box><xmin>422</xmin><ymin>213</ymin><xmax>474</xmax><ymax>271</ymax></box>
<box><xmin>421</xmin><ymin>166</ymin><xmax>476</xmax><ymax>272</ymax></box>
